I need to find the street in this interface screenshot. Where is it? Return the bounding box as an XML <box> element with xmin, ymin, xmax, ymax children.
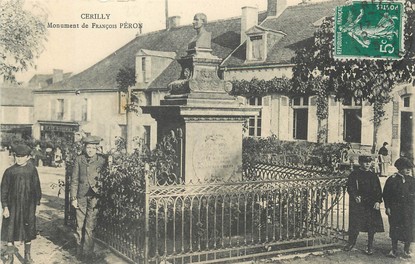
<box><xmin>1</xmin><ymin>152</ymin><xmax>413</xmax><ymax>263</ymax></box>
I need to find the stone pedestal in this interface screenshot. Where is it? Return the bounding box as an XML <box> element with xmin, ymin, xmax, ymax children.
<box><xmin>143</xmin><ymin>50</ymin><xmax>259</xmax><ymax>183</ymax></box>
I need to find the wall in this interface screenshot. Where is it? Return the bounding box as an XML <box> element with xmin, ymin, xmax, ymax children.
<box><xmin>1</xmin><ymin>106</ymin><xmax>33</xmax><ymax>124</ymax></box>
<box><xmin>135</xmin><ymin>55</ymin><xmax>174</xmax><ymax>89</ymax></box>
<box><xmin>387</xmin><ymin>84</ymin><xmax>415</xmax><ymax>162</ymax></box>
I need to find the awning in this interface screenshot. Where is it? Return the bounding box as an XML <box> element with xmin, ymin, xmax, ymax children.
<box><xmin>1</xmin><ymin>124</ymin><xmax>32</xmax><ymax>132</ymax></box>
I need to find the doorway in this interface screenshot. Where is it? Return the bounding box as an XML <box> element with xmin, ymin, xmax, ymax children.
<box><xmin>400</xmin><ymin>111</ymin><xmax>413</xmax><ymax>159</ymax></box>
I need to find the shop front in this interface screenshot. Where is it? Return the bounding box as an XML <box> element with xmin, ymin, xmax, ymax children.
<box><xmin>38</xmin><ymin>121</ymin><xmax>79</xmax><ymax>143</ymax></box>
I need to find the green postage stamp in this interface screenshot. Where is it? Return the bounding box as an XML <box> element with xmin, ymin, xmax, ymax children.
<box><xmin>334</xmin><ymin>0</ymin><xmax>404</xmax><ymax>60</ymax></box>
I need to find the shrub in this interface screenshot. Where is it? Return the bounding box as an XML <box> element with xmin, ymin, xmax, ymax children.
<box><xmin>243</xmin><ymin>135</ymin><xmax>347</xmax><ymax>171</ymax></box>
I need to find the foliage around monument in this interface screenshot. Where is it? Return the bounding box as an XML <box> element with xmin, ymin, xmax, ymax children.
<box><xmin>96</xmin><ymin>133</ymin><xmax>179</xmax><ymax>235</ymax></box>
<box><xmin>230</xmin><ymin>77</ymin><xmax>292</xmax><ymax>97</ymax></box>
<box><xmin>0</xmin><ymin>0</ymin><xmax>48</xmax><ymax>81</ymax></box>
<box><xmin>243</xmin><ymin>135</ymin><xmax>347</xmax><ymax>171</ymax></box>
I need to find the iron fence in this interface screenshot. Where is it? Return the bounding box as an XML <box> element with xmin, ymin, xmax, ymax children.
<box><xmin>243</xmin><ymin>162</ymin><xmax>345</xmax><ymax>180</ymax></box>
<box><xmin>89</xmin><ymin>164</ymin><xmax>348</xmax><ymax>263</ymax></box>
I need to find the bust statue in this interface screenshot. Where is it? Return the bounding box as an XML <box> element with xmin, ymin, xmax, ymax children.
<box><xmin>188</xmin><ymin>13</ymin><xmax>212</xmax><ymax>51</ymax></box>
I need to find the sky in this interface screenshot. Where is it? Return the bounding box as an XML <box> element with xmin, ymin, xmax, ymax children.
<box><xmin>16</xmin><ymin>0</ymin><xmax>308</xmax><ymax>83</ymax></box>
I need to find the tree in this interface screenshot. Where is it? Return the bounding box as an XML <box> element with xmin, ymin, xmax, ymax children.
<box><xmin>0</xmin><ymin>0</ymin><xmax>48</xmax><ymax>82</ymax></box>
<box><xmin>291</xmin><ymin>0</ymin><xmax>415</xmax><ymax>151</ymax></box>
<box><xmin>116</xmin><ymin>66</ymin><xmax>136</xmax><ymax>93</ymax></box>
<box><xmin>116</xmin><ymin>66</ymin><xmax>137</xmax><ymax>114</ymax></box>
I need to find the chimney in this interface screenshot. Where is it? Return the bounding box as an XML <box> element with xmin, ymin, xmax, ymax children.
<box><xmin>267</xmin><ymin>0</ymin><xmax>287</xmax><ymax>17</ymax></box>
<box><xmin>167</xmin><ymin>16</ymin><xmax>181</xmax><ymax>30</ymax></box>
<box><xmin>53</xmin><ymin>69</ymin><xmax>63</xmax><ymax>84</ymax></box>
<box><xmin>241</xmin><ymin>6</ymin><xmax>258</xmax><ymax>43</ymax></box>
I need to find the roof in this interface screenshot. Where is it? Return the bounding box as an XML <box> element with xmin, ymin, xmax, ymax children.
<box><xmin>28</xmin><ymin>72</ymin><xmax>72</xmax><ymax>88</ymax></box>
<box><xmin>1</xmin><ymin>87</ymin><xmax>34</xmax><ymax>106</ymax></box>
<box><xmin>221</xmin><ymin>0</ymin><xmax>346</xmax><ymax>67</ymax></box>
<box><xmin>246</xmin><ymin>25</ymin><xmax>287</xmax><ymax>36</ymax></box>
<box><xmin>40</xmin><ymin>12</ymin><xmax>267</xmax><ymax>92</ymax></box>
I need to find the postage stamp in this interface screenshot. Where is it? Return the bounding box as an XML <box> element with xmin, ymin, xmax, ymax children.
<box><xmin>334</xmin><ymin>0</ymin><xmax>404</xmax><ymax>60</ymax></box>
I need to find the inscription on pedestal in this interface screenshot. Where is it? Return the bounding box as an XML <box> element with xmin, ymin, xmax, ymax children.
<box><xmin>188</xmin><ymin>123</ymin><xmax>242</xmax><ymax>182</ymax></box>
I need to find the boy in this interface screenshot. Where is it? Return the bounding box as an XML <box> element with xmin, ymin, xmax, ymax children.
<box><xmin>383</xmin><ymin>157</ymin><xmax>415</xmax><ymax>258</ymax></box>
<box><xmin>1</xmin><ymin>144</ymin><xmax>42</xmax><ymax>264</ymax></box>
<box><xmin>70</xmin><ymin>136</ymin><xmax>105</xmax><ymax>260</ymax></box>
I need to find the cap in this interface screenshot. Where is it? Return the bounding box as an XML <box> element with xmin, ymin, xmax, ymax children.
<box><xmin>394</xmin><ymin>157</ymin><xmax>414</xmax><ymax>170</ymax></box>
<box><xmin>358</xmin><ymin>155</ymin><xmax>372</xmax><ymax>163</ymax></box>
<box><xmin>12</xmin><ymin>144</ymin><xmax>31</xmax><ymax>156</ymax></box>
<box><xmin>82</xmin><ymin>135</ymin><xmax>102</xmax><ymax>145</ymax></box>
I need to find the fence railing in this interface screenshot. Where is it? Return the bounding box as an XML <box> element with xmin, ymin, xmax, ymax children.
<box><xmin>243</xmin><ymin>162</ymin><xmax>346</xmax><ymax>181</ymax></box>
<box><xmin>78</xmin><ymin>164</ymin><xmax>348</xmax><ymax>263</ymax></box>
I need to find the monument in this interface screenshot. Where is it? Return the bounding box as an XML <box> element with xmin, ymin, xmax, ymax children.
<box><xmin>143</xmin><ymin>13</ymin><xmax>259</xmax><ymax>183</ymax></box>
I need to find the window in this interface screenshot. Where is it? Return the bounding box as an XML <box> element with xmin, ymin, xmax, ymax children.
<box><xmin>143</xmin><ymin>125</ymin><xmax>151</xmax><ymax>149</ymax></box>
<box><xmin>403</xmin><ymin>96</ymin><xmax>410</xmax><ymax>108</ymax></box>
<box><xmin>248</xmin><ymin>97</ymin><xmax>262</xmax><ymax>136</ymax></box>
<box><xmin>141</xmin><ymin>57</ymin><xmax>146</xmax><ymax>82</ymax></box>
<box><xmin>82</xmin><ymin>98</ymin><xmax>88</xmax><ymax>121</ymax></box>
<box><xmin>250</xmin><ymin>35</ymin><xmax>263</xmax><ymax>60</ymax></box>
<box><xmin>119</xmin><ymin>92</ymin><xmax>127</xmax><ymax>114</ymax></box>
<box><xmin>56</xmin><ymin>99</ymin><xmax>64</xmax><ymax>120</ymax></box>
<box><xmin>343</xmin><ymin>109</ymin><xmax>362</xmax><ymax>143</ymax></box>
<box><xmin>145</xmin><ymin>92</ymin><xmax>152</xmax><ymax>106</ymax></box>
<box><xmin>292</xmin><ymin>97</ymin><xmax>309</xmax><ymax>140</ymax></box>
<box><xmin>342</xmin><ymin>97</ymin><xmax>362</xmax><ymax>143</ymax></box>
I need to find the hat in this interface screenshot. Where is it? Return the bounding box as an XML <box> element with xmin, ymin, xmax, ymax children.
<box><xmin>358</xmin><ymin>155</ymin><xmax>372</xmax><ymax>163</ymax></box>
<box><xmin>12</xmin><ymin>144</ymin><xmax>31</xmax><ymax>156</ymax></box>
<box><xmin>82</xmin><ymin>135</ymin><xmax>102</xmax><ymax>145</ymax></box>
<box><xmin>394</xmin><ymin>157</ymin><xmax>414</xmax><ymax>170</ymax></box>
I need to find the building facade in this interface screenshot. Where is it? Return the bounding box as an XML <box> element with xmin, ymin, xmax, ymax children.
<box><xmin>0</xmin><ymin>86</ymin><xmax>34</xmax><ymax>146</ymax></box>
<box><xmin>220</xmin><ymin>0</ymin><xmax>414</xmax><ymax>160</ymax></box>
<box><xmin>32</xmin><ymin>89</ymin><xmax>126</xmax><ymax>150</ymax></box>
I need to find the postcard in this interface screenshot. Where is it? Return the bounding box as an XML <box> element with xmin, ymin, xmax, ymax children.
<box><xmin>1</xmin><ymin>0</ymin><xmax>414</xmax><ymax>263</ymax></box>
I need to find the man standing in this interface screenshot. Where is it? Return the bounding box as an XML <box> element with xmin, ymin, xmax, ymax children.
<box><xmin>70</xmin><ymin>136</ymin><xmax>106</xmax><ymax>260</ymax></box>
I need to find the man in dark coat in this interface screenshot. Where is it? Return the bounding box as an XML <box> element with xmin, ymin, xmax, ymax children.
<box><xmin>70</xmin><ymin>136</ymin><xmax>106</xmax><ymax>260</ymax></box>
<box><xmin>1</xmin><ymin>144</ymin><xmax>42</xmax><ymax>264</ymax></box>
<box><xmin>344</xmin><ymin>155</ymin><xmax>384</xmax><ymax>255</ymax></box>
<box><xmin>383</xmin><ymin>157</ymin><xmax>415</xmax><ymax>258</ymax></box>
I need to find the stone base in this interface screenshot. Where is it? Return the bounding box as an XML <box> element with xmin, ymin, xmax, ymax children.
<box><xmin>142</xmin><ymin>105</ymin><xmax>260</xmax><ymax>183</ymax></box>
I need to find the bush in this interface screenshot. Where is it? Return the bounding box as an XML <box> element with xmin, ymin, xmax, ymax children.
<box><xmin>97</xmin><ymin>149</ymin><xmax>146</xmax><ymax>237</ymax></box>
<box><xmin>243</xmin><ymin>135</ymin><xmax>347</xmax><ymax>171</ymax></box>
<box><xmin>96</xmin><ymin>133</ymin><xmax>179</xmax><ymax>238</ymax></box>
